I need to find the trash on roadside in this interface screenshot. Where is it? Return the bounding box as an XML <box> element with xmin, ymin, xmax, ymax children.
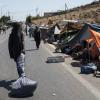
<box><xmin>81</xmin><ymin>63</ymin><xmax>97</xmax><ymax>74</ymax></box>
<box><xmin>46</xmin><ymin>56</ymin><xmax>65</xmax><ymax>63</ymax></box>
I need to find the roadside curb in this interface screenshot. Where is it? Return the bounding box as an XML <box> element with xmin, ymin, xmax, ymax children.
<box><xmin>47</xmin><ymin>43</ymin><xmax>56</xmax><ymax>49</ymax></box>
<box><xmin>45</xmin><ymin>43</ymin><xmax>100</xmax><ymax>100</ymax></box>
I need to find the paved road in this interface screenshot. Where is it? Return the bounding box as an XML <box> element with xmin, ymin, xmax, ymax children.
<box><xmin>0</xmin><ymin>31</ymin><xmax>98</xmax><ymax>100</ymax></box>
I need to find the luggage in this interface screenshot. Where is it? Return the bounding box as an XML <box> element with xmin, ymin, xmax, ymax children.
<box><xmin>81</xmin><ymin>63</ymin><xmax>97</xmax><ymax>74</ymax></box>
<box><xmin>9</xmin><ymin>77</ymin><xmax>37</xmax><ymax>97</ymax></box>
<box><xmin>47</xmin><ymin>56</ymin><xmax>65</xmax><ymax>63</ymax></box>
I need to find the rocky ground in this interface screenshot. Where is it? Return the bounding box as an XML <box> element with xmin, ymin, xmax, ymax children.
<box><xmin>32</xmin><ymin>1</ymin><xmax>100</xmax><ymax>25</ymax></box>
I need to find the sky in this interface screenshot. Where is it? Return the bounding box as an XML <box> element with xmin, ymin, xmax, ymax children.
<box><xmin>0</xmin><ymin>0</ymin><xmax>95</xmax><ymax>21</ymax></box>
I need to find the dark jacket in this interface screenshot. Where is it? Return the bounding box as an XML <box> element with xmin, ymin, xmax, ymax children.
<box><xmin>34</xmin><ymin>26</ymin><xmax>41</xmax><ymax>41</ymax></box>
<box><xmin>8</xmin><ymin>24</ymin><xmax>25</xmax><ymax>61</ymax></box>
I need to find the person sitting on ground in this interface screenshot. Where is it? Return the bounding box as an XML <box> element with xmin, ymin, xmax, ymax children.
<box><xmin>81</xmin><ymin>40</ymin><xmax>99</xmax><ymax>63</ymax></box>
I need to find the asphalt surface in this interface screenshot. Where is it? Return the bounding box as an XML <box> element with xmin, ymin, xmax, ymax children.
<box><xmin>0</xmin><ymin>30</ymin><xmax>99</xmax><ymax>100</ymax></box>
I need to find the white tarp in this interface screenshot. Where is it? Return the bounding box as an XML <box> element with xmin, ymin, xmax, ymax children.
<box><xmin>54</xmin><ymin>26</ymin><xmax>60</xmax><ymax>34</ymax></box>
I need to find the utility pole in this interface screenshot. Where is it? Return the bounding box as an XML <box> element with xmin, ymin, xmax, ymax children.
<box><xmin>65</xmin><ymin>3</ymin><xmax>67</xmax><ymax>19</ymax></box>
<box><xmin>36</xmin><ymin>7</ymin><xmax>38</xmax><ymax>16</ymax></box>
<box><xmin>65</xmin><ymin>3</ymin><xmax>68</xmax><ymax>19</ymax></box>
<box><xmin>1</xmin><ymin>8</ymin><xmax>2</xmax><ymax>17</ymax></box>
<box><xmin>8</xmin><ymin>11</ymin><xmax>10</xmax><ymax>16</ymax></box>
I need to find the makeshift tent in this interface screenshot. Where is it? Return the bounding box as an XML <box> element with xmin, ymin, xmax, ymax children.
<box><xmin>59</xmin><ymin>19</ymin><xmax>83</xmax><ymax>30</ymax></box>
<box><xmin>54</xmin><ymin>26</ymin><xmax>61</xmax><ymax>35</ymax></box>
<box><xmin>47</xmin><ymin>23</ymin><xmax>60</xmax><ymax>35</ymax></box>
<box><xmin>89</xmin><ymin>29</ymin><xmax>100</xmax><ymax>52</ymax></box>
<box><xmin>85</xmin><ymin>38</ymin><xmax>94</xmax><ymax>44</ymax></box>
<box><xmin>79</xmin><ymin>29</ymin><xmax>100</xmax><ymax>60</ymax></box>
<box><xmin>39</xmin><ymin>26</ymin><xmax>49</xmax><ymax>40</ymax></box>
<box><xmin>68</xmin><ymin>23</ymin><xmax>100</xmax><ymax>47</ymax></box>
<box><xmin>47</xmin><ymin>23</ymin><xmax>60</xmax><ymax>42</ymax></box>
<box><xmin>84</xmin><ymin>37</ymin><xmax>99</xmax><ymax>59</ymax></box>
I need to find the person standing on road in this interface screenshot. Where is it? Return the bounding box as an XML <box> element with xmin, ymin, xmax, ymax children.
<box><xmin>8</xmin><ymin>22</ymin><xmax>26</xmax><ymax>78</ymax></box>
<box><xmin>8</xmin><ymin>22</ymin><xmax>38</xmax><ymax>94</ymax></box>
<box><xmin>28</xmin><ymin>25</ymin><xmax>34</xmax><ymax>37</ymax></box>
<box><xmin>34</xmin><ymin>26</ymin><xmax>41</xmax><ymax>49</ymax></box>
<box><xmin>25</xmin><ymin>24</ymin><xmax>28</xmax><ymax>36</ymax></box>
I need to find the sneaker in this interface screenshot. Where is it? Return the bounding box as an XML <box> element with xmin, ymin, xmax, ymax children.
<box><xmin>11</xmin><ymin>77</ymin><xmax>22</xmax><ymax>89</ymax></box>
<box><xmin>11</xmin><ymin>77</ymin><xmax>37</xmax><ymax>90</ymax></box>
<box><xmin>21</xmin><ymin>77</ymin><xmax>37</xmax><ymax>86</ymax></box>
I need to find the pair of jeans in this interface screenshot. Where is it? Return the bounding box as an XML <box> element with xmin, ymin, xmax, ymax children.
<box><xmin>16</xmin><ymin>53</ymin><xmax>26</xmax><ymax>77</ymax></box>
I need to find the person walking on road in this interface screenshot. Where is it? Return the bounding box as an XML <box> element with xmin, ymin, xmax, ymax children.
<box><xmin>34</xmin><ymin>26</ymin><xmax>41</xmax><ymax>49</ymax></box>
<box><xmin>25</xmin><ymin>24</ymin><xmax>28</xmax><ymax>36</ymax></box>
<box><xmin>8</xmin><ymin>22</ymin><xmax>37</xmax><ymax>92</ymax></box>
<box><xmin>28</xmin><ymin>25</ymin><xmax>34</xmax><ymax>37</ymax></box>
<box><xmin>8</xmin><ymin>22</ymin><xmax>26</xmax><ymax>78</ymax></box>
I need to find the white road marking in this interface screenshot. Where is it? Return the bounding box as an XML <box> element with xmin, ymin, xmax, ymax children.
<box><xmin>43</xmin><ymin>43</ymin><xmax>100</xmax><ymax>100</ymax></box>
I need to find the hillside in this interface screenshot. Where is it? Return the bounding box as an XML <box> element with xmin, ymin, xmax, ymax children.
<box><xmin>32</xmin><ymin>1</ymin><xmax>100</xmax><ymax>25</ymax></box>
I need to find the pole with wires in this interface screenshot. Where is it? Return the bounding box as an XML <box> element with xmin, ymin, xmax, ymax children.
<box><xmin>65</xmin><ymin>3</ymin><xmax>69</xmax><ymax>19</ymax></box>
<box><xmin>65</xmin><ymin>3</ymin><xmax>67</xmax><ymax>19</ymax></box>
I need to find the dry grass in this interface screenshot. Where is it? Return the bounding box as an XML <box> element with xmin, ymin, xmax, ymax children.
<box><xmin>32</xmin><ymin>2</ymin><xmax>100</xmax><ymax>25</ymax></box>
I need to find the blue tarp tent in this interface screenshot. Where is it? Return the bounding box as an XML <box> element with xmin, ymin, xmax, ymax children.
<box><xmin>68</xmin><ymin>23</ymin><xmax>100</xmax><ymax>47</ymax></box>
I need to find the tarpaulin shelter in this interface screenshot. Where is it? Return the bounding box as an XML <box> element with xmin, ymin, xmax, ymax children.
<box><xmin>84</xmin><ymin>37</ymin><xmax>99</xmax><ymax>59</ymax></box>
<box><xmin>59</xmin><ymin>19</ymin><xmax>83</xmax><ymax>30</ymax></box>
<box><xmin>57</xmin><ymin>20</ymin><xmax>83</xmax><ymax>43</ymax></box>
<box><xmin>39</xmin><ymin>25</ymin><xmax>49</xmax><ymax>39</ymax></box>
<box><xmin>77</xmin><ymin>29</ymin><xmax>100</xmax><ymax>59</ymax></box>
<box><xmin>68</xmin><ymin>23</ymin><xmax>100</xmax><ymax>47</ymax></box>
<box><xmin>89</xmin><ymin>29</ymin><xmax>100</xmax><ymax>53</ymax></box>
<box><xmin>43</xmin><ymin>23</ymin><xmax>60</xmax><ymax>35</ymax></box>
<box><xmin>85</xmin><ymin>38</ymin><xmax>94</xmax><ymax>44</ymax></box>
<box><xmin>47</xmin><ymin>23</ymin><xmax>60</xmax><ymax>42</ymax></box>
<box><xmin>54</xmin><ymin>26</ymin><xmax>61</xmax><ymax>35</ymax></box>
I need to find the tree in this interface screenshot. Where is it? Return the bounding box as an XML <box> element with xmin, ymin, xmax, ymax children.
<box><xmin>26</xmin><ymin>15</ymin><xmax>32</xmax><ymax>24</ymax></box>
<box><xmin>0</xmin><ymin>16</ymin><xmax>10</xmax><ymax>24</ymax></box>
